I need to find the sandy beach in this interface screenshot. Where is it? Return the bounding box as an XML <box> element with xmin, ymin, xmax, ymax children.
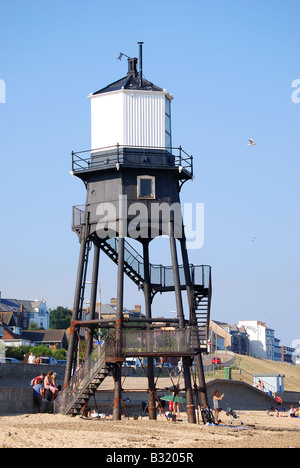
<box><xmin>0</xmin><ymin>410</ymin><xmax>299</xmax><ymax>449</ymax></box>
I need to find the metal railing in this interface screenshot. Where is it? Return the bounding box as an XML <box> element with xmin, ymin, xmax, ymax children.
<box><xmin>121</xmin><ymin>328</ymin><xmax>193</xmax><ymax>356</ymax></box>
<box><xmin>72</xmin><ymin>144</ymin><xmax>193</xmax><ymax>176</ymax></box>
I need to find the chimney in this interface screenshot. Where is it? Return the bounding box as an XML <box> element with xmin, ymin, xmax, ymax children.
<box><xmin>135</xmin><ymin>305</ymin><xmax>141</xmax><ymax>314</ymax></box>
<box><xmin>127</xmin><ymin>57</ymin><xmax>138</xmax><ymax>78</ymax></box>
<box><xmin>138</xmin><ymin>42</ymin><xmax>144</xmax><ymax>87</ymax></box>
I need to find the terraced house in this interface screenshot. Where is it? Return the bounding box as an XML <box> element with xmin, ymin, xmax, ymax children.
<box><xmin>0</xmin><ymin>295</ymin><xmax>49</xmax><ymax>331</ymax></box>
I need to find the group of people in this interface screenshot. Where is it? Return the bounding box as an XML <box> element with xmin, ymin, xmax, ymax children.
<box><xmin>27</xmin><ymin>352</ymin><xmax>42</xmax><ymax>365</ymax></box>
<box><xmin>289</xmin><ymin>406</ymin><xmax>300</xmax><ymax>418</ymax></box>
<box><xmin>32</xmin><ymin>371</ymin><xmax>62</xmax><ymax>413</ymax></box>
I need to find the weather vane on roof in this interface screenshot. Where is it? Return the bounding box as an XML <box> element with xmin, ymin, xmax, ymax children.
<box><xmin>117</xmin><ymin>52</ymin><xmax>130</xmax><ymax>61</ymax></box>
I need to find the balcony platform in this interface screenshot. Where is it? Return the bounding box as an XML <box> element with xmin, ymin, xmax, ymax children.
<box><xmin>72</xmin><ymin>145</ymin><xmax>193</xmax><ymax>180</ymax></box>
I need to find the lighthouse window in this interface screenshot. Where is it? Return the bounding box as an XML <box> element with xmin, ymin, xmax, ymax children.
<box><xmin>137</xmin><ymin>176</ymin><xmax>155</xmax><ymax>199</ymax></box>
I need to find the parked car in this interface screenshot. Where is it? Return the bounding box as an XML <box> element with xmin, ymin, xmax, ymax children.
<box><xmin>0</xmin><ymin>357</ymin><xmax>19</xmax><ymax>363</ymax></box>
<box><xmin>212</xmin><ymin>357</ymin><xmax>221</xmax><ymax>364</ymax></box>
<box><xmin>39</xmin><ymin>356</ymin><xmax>58</xmax><ymax>365</ymax></box>
<box><xmin>123</xmin><ymin>358</ymin><xmax>143</xmax><ymax>369</ymax></box>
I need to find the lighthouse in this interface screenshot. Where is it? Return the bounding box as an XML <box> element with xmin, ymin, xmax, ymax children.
<box><xmin>63</xmin><ymin>43</ymin><xmax>212</xmax><ymax>424</ymax></box>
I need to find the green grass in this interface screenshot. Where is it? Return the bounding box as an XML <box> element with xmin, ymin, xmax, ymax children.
<box><xmin>205</xmin><ymin>354</ymin><xmax>300</xmax><ymax>392</ymax></box>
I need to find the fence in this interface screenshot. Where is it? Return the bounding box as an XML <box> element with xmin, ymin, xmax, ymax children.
<box><xmin>105</xmin><ymin>328</ymin><xmax>193</xmax><ymax>358</ymax></box>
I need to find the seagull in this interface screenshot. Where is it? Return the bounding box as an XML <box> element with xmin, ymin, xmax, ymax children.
<box><xmin>247</xmin><ymin>139</ymin><xmax>256</xmax><ymax>146</ymax></box>
<box><xmin>251</xmin><ymin>237</ymin><xmax>256</xmax><ymax>242</ymax></box>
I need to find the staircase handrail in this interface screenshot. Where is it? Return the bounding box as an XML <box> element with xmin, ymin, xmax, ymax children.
<box><xmin>60</xmin><ymin>340</ymin><xmax>106</xmax><ymax>414</ymax></box>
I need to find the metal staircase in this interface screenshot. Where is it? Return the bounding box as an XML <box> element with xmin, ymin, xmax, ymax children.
<box><xmin>101</xmin><ymin>238</ymin><xmax>144</xmax><ymax>288</ymax></box>
<box><xmin>60</xmin><ymin>341</ymin><xmax>110</xmax><ymax>415</ymax></box>
<box><xmin>194</xmin><ymin>291</ymin><xmax>211</xmax><ymax>345</ymax></box>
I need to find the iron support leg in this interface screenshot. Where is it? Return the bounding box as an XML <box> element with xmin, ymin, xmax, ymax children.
<box><xmin>183</xmin><ymin>357</ymin><xmax>196</xmax><ymax>424</ymax></box>
<box><xmin>169</xmin><ymin>216</ymin><xmax>196</xmax><ymax>423</ymax></box>
<box><xmin>169</xmin><ymin>215</ymin><xmax>184</xmax><ymax>329</ymax></box>
<box><xmin>195</xmin><ymin>353</ymin><xmax>209</xmax><ymax>407</ymax></box>
<box><xmin>179</xmin><ymin>234</ymin><xmax>209</xmax><ymax>407</ymax></box>
<box><xmin>64</xmin><ymin>238</ymin><xmax>87</xmax><ymax>387</ymax></box>
<box><xmin>143</xmin><ymin>241</ymin><xmax>156</xmax><ymax>420</ymax></box>
<box><xmin>86</xmin><ymin>237</ymin><xmax>100</xmax><ymax>358</ymax></box>
<box><xmin>113</xmin><ymin>236</ymin><xmax>125</xmax><ymax>420</ymax></box>
<box><xmin>112</xmin><ymin>362</ymin><xmax>122</xmax><ymax>421</ymax></box>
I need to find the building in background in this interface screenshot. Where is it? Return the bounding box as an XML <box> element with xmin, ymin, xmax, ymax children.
<box><xmin>230</xmin><ymin>324</ymin><xmax>250</xmax><ymax>355</ymax></box>
<box><xmin>238</xmin><ymin>320</ymin><xmax>281</xmax><ymax>362</ymax></box>
<box><xmin>0</xmin><ymin>295</ymin><xmax>49</xmax><ymax>330</ymax></box>
<box><xmin>83</xmin><ymin>298</ymin><xmax>145</xmax><ymax>323</ymax></box>
<box><xmin>1</xmin><ymin>326</ymin><xmax>67</xmax><ymax>349</ymax></box>
<box><xmin>209</xmin><ymin>321</ymin><xmax>232</xmax><ymax>352</ymax></box>
<box><xmin>209</xmin><ymin>320</ymin><xmax>250</xmax><ymax>355</ymax></box>
<box><xmin>280</xmin><ymin>345</ymin><xmax>298</xmax><ymax>364</ymax></box>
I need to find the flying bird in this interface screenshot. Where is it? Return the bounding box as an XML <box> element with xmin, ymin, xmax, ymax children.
<box><xmin>247</xmin><ymin>139</ymin><xmax>256</xmax><ymax>146</ymax></box>
<box><xmin>251</xmin><ymin>237</ymin><xmax>256</xmax><ymax>242</ymax></box>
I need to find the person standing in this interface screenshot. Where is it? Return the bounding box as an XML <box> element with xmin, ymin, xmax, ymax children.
<box><xmin>33</xmin><ymin>378</ymin><xmax>44</xmax><ymax>413</ymax></box>
<box><xmin>213</xmin><ymin>389</ymin><xmax>224</xmax><ymax>424</ymax></box>
<box><xmin>28</xmin><ymin>352</ymin><xmax>36</xmax><ymax>364</ymax></box>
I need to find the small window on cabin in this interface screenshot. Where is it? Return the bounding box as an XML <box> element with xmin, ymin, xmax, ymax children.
<box><xmin>137</xmin><ymin>176</ymin><xmax>155</xmax><ymax>199</ymax></box>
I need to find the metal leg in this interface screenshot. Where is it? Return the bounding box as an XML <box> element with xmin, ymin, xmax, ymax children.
<box><xmin>183</xmin><ymin>357</ymin><xmax>196</xmax><ymax>424</ymax></box>
<box><xmin>113</xmin><ymin>236</ymin><xmax>125</xmax><ymax>420</ymax></box>
<box><xmin>86</xmin><ymin>237</ymin><xmax>100</xmax><ymax>358</ymax></box>
<box><xmin>169</xmin><ymin>215</ymin><xmax>184</xmax><ymax>329</ymax></box>
<box><xmin>112</xmin><ymin>362</ymin><xmax>122</xmax><ymax>421</ymax></box>
<box><xmin>143</xmin><ymin>241</ymin><xmax>156</xmax><ymax>420</ymax></box>
<box><xmin>64</xmin><ymin>237</ymin><xmax>89</xmax><ymax>387</ymax></box>
<box><xmin>169</xmin><ymin>215</ymin><xmax>196</xmax><ymax>423</ymax></box>
<box><xmin>179</xmin><ymin>232</ymin><xmax>209</xmax><ymax>408</ymax></box>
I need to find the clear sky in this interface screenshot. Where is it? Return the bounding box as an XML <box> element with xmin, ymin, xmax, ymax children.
<box><xmin>0</xmin><ymin>0</ymin><xmax>299</xmax><ymax>347</ymax></box>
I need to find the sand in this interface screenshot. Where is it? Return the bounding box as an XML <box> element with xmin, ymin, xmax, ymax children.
<box><xmin>0</xmin><ymin>410</ymin><xmax>300</xmax><ymax>448</ymax></box>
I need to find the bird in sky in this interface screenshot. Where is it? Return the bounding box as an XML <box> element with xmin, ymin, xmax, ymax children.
<box><xmin>247</xmin><ymin>139</ymin><xmax>256</xmax><ymax>146</ymax></box>
<box><xmin>251</xmin><ymin>237</ymin><xmax>256</xmax><ymax>242</ymax></box>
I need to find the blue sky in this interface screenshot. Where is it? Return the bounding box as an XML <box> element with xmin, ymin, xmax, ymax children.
<box><xmin>0</xmin><ymin>0</ymin><xmax>299</xmax><ymax>346</ymax></box>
